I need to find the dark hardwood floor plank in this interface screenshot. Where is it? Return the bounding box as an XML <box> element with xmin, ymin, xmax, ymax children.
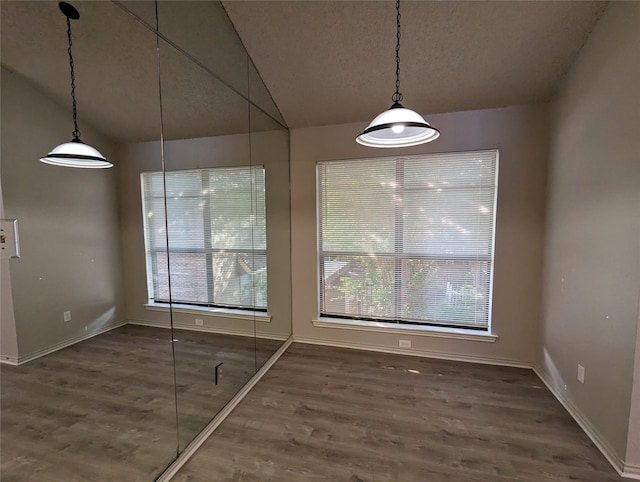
<box><xmin>173</xmin><ymin>343</ymin><xmax>623</xmax><ymax>482</ymax></box>
<box><xmin>1</xmin><ymin>325</ymin><xmax>277</xmax><ymax>481</ymax></box>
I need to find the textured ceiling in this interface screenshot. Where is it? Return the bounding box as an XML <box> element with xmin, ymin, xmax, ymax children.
<box><xmin>1</xmin><ymin>1</ymin><xmax>606</xmax><ymax>142</ymax></box>
<box><xmin>1</xmin><ymin>1</ymin><xmax>264</xmax><ymax>143</ymax></box>
<box><xmin>3</xmin><ymin>1</ymin><xmax>160</xmax><ymax>143</ymax></box>
<box><xmin>223</xmin><ymin>0</ymin><xmax>607</xmax><ymax>128</ymax></box>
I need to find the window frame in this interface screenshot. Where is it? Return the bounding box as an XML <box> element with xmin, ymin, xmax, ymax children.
<box><xmin>141</xmin><ymin>165</ymin><xmax>267</xmax><ymax>312</ymax></box>
<box><xmin>316</xmin><ymin>150</ymin><xmax>498</xmax><ymax>332</ymax></box>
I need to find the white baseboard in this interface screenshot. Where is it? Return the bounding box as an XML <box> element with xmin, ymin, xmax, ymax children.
<box><xmin>292</xmin><ymin>335</ymin><xmax>534</xmax><ymax>369</ymax></box>
<box><xmin>0</xmin><ymin>355</ymin><xmax>19</xmax><ymax>365</ymax></box>
<box><xmin>126</xmin><ymin>318</ymin><xmax>171</xmax><ymax>329</ymax></box>
<box><xmin>533</xmin><ymin>366</ymin><xmax>634</xmax><ymax>479</ymax></box>
<box><xmin>128</xmin><ymin>318</ymin><xmax>289</xmax><ymax>341</ymax></box>
<box><xmin>623</xmin><ymin>464</ymin><xmax>640</xmax><ymax>480</ymax></box>
<box><xmin>0</xmin><ymin>320</ymin><xmax>127</xmax><ymax>366</ymax></box>
<box><xmin>156</xmin><ymin>336</ymin><xmax>293</xmax><ymax>481</ymax></box>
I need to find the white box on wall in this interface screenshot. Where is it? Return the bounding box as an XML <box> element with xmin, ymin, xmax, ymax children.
<box><xmin>0</xmin><ymin>219</ymin><xmax>20</xmax><ymax>259</ymax></box>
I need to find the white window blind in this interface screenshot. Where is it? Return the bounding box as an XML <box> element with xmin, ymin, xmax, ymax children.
<box><xmin>141</xmin><ymin>166</ymin><xmax>266</xmax><ymax>310</ymax></box>
<box><xmin>318</xmin><ymin>150</ymin><xmax>498</xmax><ymax>330</ymax></box>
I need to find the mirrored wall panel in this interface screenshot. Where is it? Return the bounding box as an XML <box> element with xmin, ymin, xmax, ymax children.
<box><xmin>249</xmin><ymin>60</ymin><xmax>287</xmax><ymax>129</ymax></box>
<box><xmin>1</xmin><ymin>0</ymin><xmax>292</xmax><ymax>479</ymax></box>
<box><xmin>1</xmin><ymin>1</ymin><xmax>177</xmax><ymax>480</ymax></box>
<box><xmin>156</xmin><ymin>0</ymin><xmax>250</xmax><ymax>98</ymax></box>
<box><xmin>156</xmin><ymin>35</ymin><xmax>257</xmax><ymax>452</ymax></box>
<box><xmin>249</xmin><ymin>104</ymin><xmax>292</xmax><ymax>369</ymax></box>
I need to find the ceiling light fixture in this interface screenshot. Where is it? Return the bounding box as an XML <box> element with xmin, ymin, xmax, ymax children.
<box><xmin>40</xmin><ymin>2</ymin><xmax>112</xmax><ymax>169</ymax></box>
<box><xmin>356</xmin><ymin>0</ymin><xmax>439</xmax><ymax>148</ymax></box>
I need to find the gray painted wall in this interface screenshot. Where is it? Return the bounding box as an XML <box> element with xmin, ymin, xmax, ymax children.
<box><xmin>540</xmin><ymin>1</ymin><xmax>640</xmax><ymax>463</ymax></box>
<box><xmin>290</xmin><ymin>103</ymin><xmax>549</xmax><ymax>365</ymax></box>
<box><xmin>117</xmin><ymin>129</ymin><xmax>292</xmax><ymax>341</ymax></box>
<box><xmin>0</xmin><ymin>68</ymin><xmax>126</xmax><ymax>360</ymax></box>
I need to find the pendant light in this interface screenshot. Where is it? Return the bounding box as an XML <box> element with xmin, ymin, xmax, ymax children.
<box><xmin>40</xmin><ymin>2</ymin><xmax>112</xmax><ymax>169</ymax></box>
<box><xmin>356</xmin><ymin>0</ymin><xmax>439</xmax><ymax>148</ymax></box>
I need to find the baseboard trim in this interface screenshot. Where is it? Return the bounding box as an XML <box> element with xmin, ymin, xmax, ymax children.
<box><xmin>623</xmin><ymin>464</ymin><xmax>640</xmax><ymax>480</ymax></box>
<box><xmin>0</xmin><ymin>355</ymin><xmax>19</xmax><ymax>365</ymax></box>
<box><xmin>156</xmin><ymin>336</ymin><xmax>293</xmax><ymax>482</ymax></box>
<box><xmin>292</xmin><ymin>335</ymin><xmax>533</xmax><ymax>369</ymax></box>
<box><xmin>532</xmin><ymin>366</ymin><xmax>632</xmax><ymax>478</ymax></box>
<box><xmin>127</xmin><ymin>318</ymin><xmax>171</xmax><ymax>329</ymax></box>
<box><xmin>128</xmin><ymin>319</ymin><xmax>289</xmax><ymax>341</ymax></box>
<box><xmin>1</xmin><ymin>320</ymin><xmax>127</xmax><ymax>366</ymax></box>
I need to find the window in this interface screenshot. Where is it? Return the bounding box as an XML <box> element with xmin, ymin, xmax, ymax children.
<box><xmin>141</xmin><ymin>166</ymin><xmax>266</xmax><ymax>310</ymax></box>
<box><xmin>318</xmin><ymin>150</ymin><xmax>497</xmax><ymax>330</ymax></box>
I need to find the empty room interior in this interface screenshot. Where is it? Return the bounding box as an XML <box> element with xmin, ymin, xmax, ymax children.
<box><xmin>1</xmin><ymin>0</ymin><xmax>639</xmax><ymax>480</ymax></box>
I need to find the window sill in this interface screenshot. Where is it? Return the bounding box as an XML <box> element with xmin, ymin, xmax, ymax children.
<box><xmin>145</xmin><ymin>302</ymin><xmax>272</xmax><ymax>323</ymax></box>
<box><xmin>311</xmin><ymin>318</ymin><xmax>497</xmax><ymax>343</ymax></box>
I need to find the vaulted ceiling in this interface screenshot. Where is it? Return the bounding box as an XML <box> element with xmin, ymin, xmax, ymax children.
<box><xmin>223</xmin><ymin>0</ymin><xmax>607</xmax><ymax>128</ymax></box>
<box><xmin>1</xmin><ymin>1</ymin><xmax>607</xmax><ymax>142</ymax></box>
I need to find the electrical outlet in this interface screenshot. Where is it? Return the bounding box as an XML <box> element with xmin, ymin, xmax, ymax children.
<box><xmin>577</xmin><ymin>364</ymin><xmax>585</xmax><ymax>384</ymax></box>
<box><xmin>399</xmin><ymin>339</ymin><xmax>411</xmax><ymax>348</ymax></box>
<box><xmin>195</xmin><ymin>318</ymin><xmax>204</xmax><ymax>327</ymax></box>
<box><xmin>215</xmin><ymin>362</ymin><xmax>224</xmax><ymax>385</ymax></box>
<box><xmin>63</xmin><ymin>311</ymin><xmax>71</xmax><ymax>322</ymax></box>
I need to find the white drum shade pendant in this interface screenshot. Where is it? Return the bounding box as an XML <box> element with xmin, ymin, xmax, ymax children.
<box><xmin>40</xmin><ymin>2</ymin><xmax>112</xmax><ymax>169</ymax></box>
<box><xmin>356</xmin><ymin>0</ymin><xmax>439</xmax><ymax>148</ymax></box>
<box><xmin>40</xmin><ymin>139</ymin><xmax>112</xmax><ymax>168</ymax></box>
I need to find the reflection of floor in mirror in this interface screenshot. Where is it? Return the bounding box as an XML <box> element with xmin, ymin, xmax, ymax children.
<box><xmin>0</xmin><ymin>324</ymin><xmax>283</xmax><ymax>481</ymax></box>
<box><xmin>171</xmin><ymin>328</ymin><xmax>283</xmax><ymax>451</ymax></box>
<box><xmin>173</xmin><ymin>343</ymin><xmax>624</xmax><ymax>482</ymax></box>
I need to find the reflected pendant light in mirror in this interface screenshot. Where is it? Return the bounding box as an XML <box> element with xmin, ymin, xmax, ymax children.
<box><xmin>356</xmin><ymin>0</ymin><xmax>439</xmax><ymax>148</ymax></box>
<box><xmin>40</xmin><ymin>2</ymin><xmax>112</xmax><ymax>169</ymax></box>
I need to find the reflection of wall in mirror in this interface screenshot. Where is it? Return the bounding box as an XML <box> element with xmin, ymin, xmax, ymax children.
<box><xmin>117</xmin><ymin>129</ymin><xmax>291</xmax><ymax>341</ymax></box>
<box><xmin>0</xmin><ymin>67</ymin><xmax>125</xmax><ymax>363</ymax></box>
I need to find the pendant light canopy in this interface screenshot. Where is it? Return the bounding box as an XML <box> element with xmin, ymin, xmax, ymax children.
<box><xmin>356</xmin><ymin>0</ymin><xmax>439</xmax><ymax>148</ymax></box>
<box><xmin>40</xmin><ymin>2</ymin><xmax>112</xmax><ymax>169</ymax></box>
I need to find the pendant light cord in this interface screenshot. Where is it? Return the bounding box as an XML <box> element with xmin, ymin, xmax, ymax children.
<box><xmin>392</xmin><ymin>0</ymin><xmax>403</xmax><ymax>105</ymax></box>
<box><xmin>66</xmin><ymin>15</ymin><xmax>81</xmax><ymax>140</ymax></box>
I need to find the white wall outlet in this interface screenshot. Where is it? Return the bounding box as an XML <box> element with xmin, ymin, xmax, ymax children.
<box><xmin>399</xmin><ymin>339</ymin><xmax>411</xmax><ymax>348</ymax></box>
<box><xmin>577</xmin><ymin>364</ymin><xmax>585</xmax><ymax>384</ymax></box>
<box><xmin>63</xmin><ymin>311</ymin><xmax>71</xmax><ymax>322</ymax></box>
<box><xmin>195</xmin><ymin>318</ymin><xmax>204</xmax><ymax>327</ymax></box>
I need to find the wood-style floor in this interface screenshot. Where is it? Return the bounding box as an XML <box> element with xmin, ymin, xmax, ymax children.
<box><xmin>0</xmin><ymin>325</ymin><xmax>282</xmax><ymax>482</ymax></box>
<box><xmin>172</xmin><ymin>327</ymin><xmax>283</xmax><ymax>451</ymax></box>
<box><xmin>174</xmin><ymin>343</ymin><xmax>623</xmax><ymax>482</ymax></box>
